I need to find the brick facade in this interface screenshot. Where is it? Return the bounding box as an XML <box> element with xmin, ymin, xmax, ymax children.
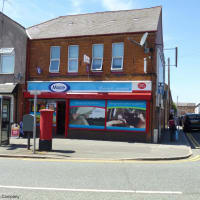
<box><xmin>177</xmin><ymin>104</ymin><xmax>196</xmax><ymax>115</ymax></box>
<box><xmin>27</xmin><ymin>33</ymin><xmax>156</xmax><ymax>82</ymax></box>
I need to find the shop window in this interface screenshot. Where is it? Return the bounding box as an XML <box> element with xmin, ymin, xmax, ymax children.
<box><xmin>68</xmin><ymin>99</ymin><xmax>146</xmax><ymax>132</ymax></box>
<box><xmin>91</xmin><ymin>44</ymin><xmax>103</xmax><ymax>71</ymax></box>
<box><xmin>106</xmin><ymin>100</ymin><xmax>146</xmax><ymax>131</ymax></box>
<box><xmin>0</xmin><ymin>48</ymin><xmax>15</xmax><ymax>74</ymax></box>
<box><xmin>49</xmin><ymin>46</ymin><xmax>60</xmax><ymax>73</ymax></box>
<box><xmin>69</xmin><ymin>99</ymin><xmax>106</xmax><ymax>129</ymax></box>
<box><xmin>29</xmin><ymin>100</ymin><xmax>57</xmax><ymax>127</ymax></box>
<box><xmin>111</xmin><ymin>43</ymin><xmax>124</xmax><ymax>71</ymax></box>
<box><xmin>68</xmin><ymin>45</ymin><xmax>79</xmax><ymax>73</ymax></box>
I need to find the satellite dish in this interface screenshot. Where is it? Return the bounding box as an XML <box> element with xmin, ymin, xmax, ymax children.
<box><xmin>140</xmin><ymin>32</ymin><xmax>148</xmax><ymax>46</ymax></box>
<box><xmin>128</xmin><ymin>37</ymin><xmax>141</xmax><ymax>47</ymax></box>
<box><xmin>128</xmin><ymin>32</ymin><xmax>150</xmax><ymax>54</ymax></box>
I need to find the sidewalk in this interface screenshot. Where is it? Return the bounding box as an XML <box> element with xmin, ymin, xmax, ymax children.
<box><xmin>0</xmin><ymin>129</ymin><xmax>192</xmax><ymax>161</ymax></box>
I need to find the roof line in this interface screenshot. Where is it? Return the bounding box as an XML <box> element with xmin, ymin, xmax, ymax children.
<box><xmin>27</xmin><ymin>30</ymin><xmax>157</xmax><ymax>41</ymax></box>
<box><xmin>26</xmin><ymin>6</ymin><xmax>162</xmax><ymax>29</ymax></box>
<box><xmin>0</xmin><ymin>11</ymin><xmax>25</xmax><ymax>30</ymax></box>
<box><xmin>25</xmin><ymin>29</ymin><xmax>32</xmax><ymax>39</ymax></box>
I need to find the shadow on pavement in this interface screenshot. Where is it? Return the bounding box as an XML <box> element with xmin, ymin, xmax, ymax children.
<box><xmin>50</xmin><ymin>150</ymin><xmax>75</xmax><ymax>154</ymax></box>
<box><xmin>6</xmin><ymin>144</ymin><xmax>28</xmax><ymax>150</ymax></box>
<box><xmin>161</xmin><ymin>128</ymin><xmax>190</xmax><ymax>147</ymax></box>
<box><xmin>39</xmin><ymin>150</ymin><xmax>75</xmax><ymax>158</ymax></box>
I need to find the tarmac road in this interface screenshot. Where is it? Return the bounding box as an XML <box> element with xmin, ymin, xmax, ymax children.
<box><xmin>0</xmin><ymin>128</ymin><xmax>199</xmax><ymax>200</ymax></box>
<box><xmin>0</xmin><ymin>155</ymin><xmax>200</xmax><ymax>200</ymax></box>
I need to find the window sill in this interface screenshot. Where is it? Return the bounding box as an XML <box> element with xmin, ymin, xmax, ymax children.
<box><xmin>0</xmin><ymin>73</ymin><xmax>14</xmax><ymax>74</ymax></box>
<box><xmin>110</xmin><ymin>70</ymin><xmax>124</xmax><ymax>74</ymax></box>
<box><xmin>49</xmin><ymin>72</ymin><xmax>60</xmax><ymax>77</ymax></box>
<box><xmin>90</xmin><ymin>70</ymin><xmax>103</xmax><ymax>74</ymax></box>
<box><xmin>67</xmin><ymin>72</ymin><xmax>79</xmax><ymax>76</ymax></box>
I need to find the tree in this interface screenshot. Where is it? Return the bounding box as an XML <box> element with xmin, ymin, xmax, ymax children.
<box><xmin>171</xmin><ymin>102</ymin><xmax>177</xmax><ymax>115</ymax></box>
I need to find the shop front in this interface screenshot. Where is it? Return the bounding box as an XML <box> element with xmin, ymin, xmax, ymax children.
<box><xmin>24</xmin><ymin>81</ymin><xmax>152</xmax><ymax>141</ymax></box>
<box><xmin>0</xmin><ymin>96</ymin><xmax>12</xmax><ymax>145</ymax></box>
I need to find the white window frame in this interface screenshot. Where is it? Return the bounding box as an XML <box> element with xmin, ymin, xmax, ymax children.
<box><xmin>68</xmin><ymin>45</ymin><xmax>79</xmax><ymax>73</ymax></box>
<box><xmin>49</xmin><ymin>46</ymin><xmax>60</xmax><ymax>73</ymax></box>
<box><xmin>0</xmin><ymin>48</ymin><xmax>15</xmax><ymax>74</ymax></box>
<box><xmin>91</xmin><ymin>44</ymin><xmax>103</xmax><ymax>71</ymax></box>
<box><xmin>111</xmin><ymin>42</ymin><xmax>124</xmax><ymax>71</ymax></box>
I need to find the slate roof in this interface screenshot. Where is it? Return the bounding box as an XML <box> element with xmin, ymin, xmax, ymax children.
<box><xmin>26</xmin><ymin>6</ymin><xmax>162</xmax><ymax>40</ymax></box>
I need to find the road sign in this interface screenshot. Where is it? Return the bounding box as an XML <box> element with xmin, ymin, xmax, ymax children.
<box><xmin>83</xmin><ymin>54</ymin><xmax>90</xmax><ymax>64</ymax></box>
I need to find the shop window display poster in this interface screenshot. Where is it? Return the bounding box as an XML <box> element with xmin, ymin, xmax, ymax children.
<box><xmin>106</xmin><ymin>100</ymin><xmax>146</xmax><ymax>131</ymax></box>
<box><xmin>69</xmin><ymin>100</ymin><xmax>106</xmax><ymax>129</ymax></box>
<box><xmin>30</xmin><ymin>101</ymin><xmax>57</xmax><ymax>126</ymax></box>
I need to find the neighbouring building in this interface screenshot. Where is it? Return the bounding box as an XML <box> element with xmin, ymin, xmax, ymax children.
<box><xmin>22</xmin><ymin>6</ymin><xmax>165</xmax><ymax>142</ymax></box>
<box><xmin>195</xmin><ymin>104</ymin><xmax>200</xmax><ymax>114</ymax></box>
<box><xmin>0</xmin><ymin>12</ymin><xmax>27</xmax><ymax>144</ymax></box>
<box><xmin>161</xmin><ymin>84</ymin><xmax>172</xmax><ymax>131</ymax></box>
<box><xmin>177</xmin><ymin>103</ymin><xmax>196</xmax><ymax>115</ymax></box>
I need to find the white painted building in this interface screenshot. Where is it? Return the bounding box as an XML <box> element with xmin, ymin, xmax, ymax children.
<box><xmin>195</xmin><ymin>104</ymin><xmax>200</xmax><ymax>114</ymax></box>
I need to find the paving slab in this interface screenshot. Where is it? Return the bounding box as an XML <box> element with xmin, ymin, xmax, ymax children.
<box><xmin>0</xmin><ymin>129</ymin><xmax>192</xmax><ymax>161</ymax></box>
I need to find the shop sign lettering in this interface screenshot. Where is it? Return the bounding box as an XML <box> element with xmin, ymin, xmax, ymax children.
<box><xmin>49</xmin><ymin>82</ymin><xmax>70</xmax><ymax>92</ymax></box>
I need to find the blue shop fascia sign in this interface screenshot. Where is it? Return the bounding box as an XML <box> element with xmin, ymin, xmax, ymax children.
<box><xmin>28</xmin><ymin>81</ymin><xmax>133</xmax><ymax>93</ymax></box>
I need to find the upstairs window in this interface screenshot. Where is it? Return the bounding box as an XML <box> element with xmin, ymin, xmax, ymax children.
<box><xmin>0</xmin><ymin>48</ymin><xmax>15</xmax><ymax>74</ymax></box>
<box><xmin>68</xmin><ymin>45</ymin><xmax>79</xmax><ymax>73</ymax></box>
<box><xmin>49</xmin><ymin>46</ymin><xmax>60</xmax><ymax>72</ymax></box>
<box><xmin>111</xmin><ymin>43</ymin><xmax>124</xmax><ymax>71</ymax></box>
<box><xmin>91</xmin><ymin>44</ymin><xmax>103</xmax><ymax>71</ymax></box>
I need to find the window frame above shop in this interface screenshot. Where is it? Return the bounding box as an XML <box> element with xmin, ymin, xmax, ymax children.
<box><xmin>68</xmin><ymin>45</ymin><xmax>79</xmax><ymax>73</ymax></box>
<box><xmin>111</xmin><ymin>42</ymin><xmax>124</xmax><ymax>71</ymax></box>
<box><xmin>0</xmin><ymin>48</ymin><xmax>15</xmax><ymax>74</ymax></box>
<box><xmin>49</xmin><ymin>46</ymin><xmax>60</xmax><ymax>73</ymax></box>
<box><xmin>91</xmin><ymin>44</ymin><xmax>104</xmax><ymax>71</ymax></box>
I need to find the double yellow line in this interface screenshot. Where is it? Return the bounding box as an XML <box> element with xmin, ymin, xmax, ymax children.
<box><xmin>187</xmin><ymin>155</ymin><xmax>200</xmax><ymax>162</ymax></box>
<box><xmin>186</xmin><ymin>133</ymin><xmax>200</xmax><ymax>149</ymax></box>
<box><xmin>20</xmin><ymin>156</ymin><xmax>200</xmax><ymax>164</ymax></box>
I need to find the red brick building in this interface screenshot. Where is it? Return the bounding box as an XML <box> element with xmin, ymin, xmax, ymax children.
<box><xmin>22</xmin><ymin>6</ymin><xmax>165</xmax><ymax>142</ymax></box>
<box><xmin>177</xmin><ymin>103</ymin><xmax>196</xmax><ymax>115</ymax></box>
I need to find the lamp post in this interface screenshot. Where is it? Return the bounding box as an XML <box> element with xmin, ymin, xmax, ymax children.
<box><xmin>167</xmin><ymin>57</ymin><xmax>171</xmax><ymax>119</ymax></box>
<box><xmin>30</xmin><ymin>90</ymin><xmax>41</xmax><ymax>154</ymax></box>
<box><xmin>165</xmin><ymin>47</ymin><xmax>178</xmax><ymax>120</ymax></box>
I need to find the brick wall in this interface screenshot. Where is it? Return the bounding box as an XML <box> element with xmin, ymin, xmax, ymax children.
<box><xmin>27</xmin><ymin>33</ymin><xmax>157</xmax><ymax>82</ymax></box>
<box><xmin>178</xmin><ymin>106</ymin><xmax>196</xmax><ymax>115</ymax></box>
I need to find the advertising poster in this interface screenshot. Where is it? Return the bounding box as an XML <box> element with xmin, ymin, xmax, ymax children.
<box><xmin>11</xmin><ymin>123</ymin><xmax>20</xmax><ymax>137</ymax></box>
<box><xmin>69</xmin><ymin>100</ymin><xmax>105</xmax><ymax>129</ymax></box>
<box><xmin>30</xmin><ymin>101</ymin><xmax>57</xmax><ymax>127</ymax></box>
<box><xmin>47</xmin><ymin>103</ymin><xmax>57</xmax><ymax>127</ymax></box>
<box><xmin>106</xmin><ymin>100</ymin><xmax>146</xmax><ymax>131</ymax></box>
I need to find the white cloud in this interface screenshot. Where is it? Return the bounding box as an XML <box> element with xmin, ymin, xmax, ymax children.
<box><xmin>67</xmin><ymin>0</ymin><xmax>82</xmax><ymax>15</ymax></box>
<box><xmin>1</xmin><ymin>0</ymin><xmax>140</xmax><ymax>27</ymax></box>
<box><xmin>102</xmin><ymin>0</ymin><xmax>137</xmax><ymax>11</ymax></box>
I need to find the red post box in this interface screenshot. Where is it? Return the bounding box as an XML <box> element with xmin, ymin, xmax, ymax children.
<box><xmin>39</xmin><ymin>109</ymin><xmax>54</xmax><ymax>151</ymax></box>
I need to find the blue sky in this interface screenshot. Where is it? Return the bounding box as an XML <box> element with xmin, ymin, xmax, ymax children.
<box><xmin>1</xmin><ymin>0</ymin><xmax>200</xmax><ymax>104</ymax></box>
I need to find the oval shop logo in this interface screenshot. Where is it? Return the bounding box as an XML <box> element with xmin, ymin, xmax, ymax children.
<box><xmin>49</xmin><ymin>82</ymin><xmax>70</xmax><ymax>92</ymax></box>
<box><xmin>138</xmin><ymin>82</ymin><xmax>146</xmax><ymax>89</ymax></box>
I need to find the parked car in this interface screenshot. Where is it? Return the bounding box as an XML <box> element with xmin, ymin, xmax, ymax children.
<box><xmin>183</xmin><ymin>113</ymin><xmax>200</xmax><ymax>132</ymax></box>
